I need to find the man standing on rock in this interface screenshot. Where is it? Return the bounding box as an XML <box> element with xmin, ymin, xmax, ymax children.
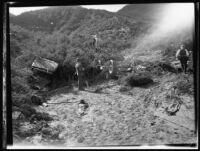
<box><xmin>176</xmin><ymin>44</ymin><xmax>189</xmax><ymax>74</ymax></box>
<box><xmin>75</xmin><ymin>58</ymin><xmax>88</xmax><ymax>90</ymax></box>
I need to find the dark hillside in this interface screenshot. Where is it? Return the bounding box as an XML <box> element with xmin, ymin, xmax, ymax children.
<box><xmin>9</xmin><ymin>6</ymin><xmax>115</xmax><ymax>34</ymax></box>
<box><xmin>10</xmin><ymin>6</ymin><xmax>151</xmax><ymax>36</ymax></box>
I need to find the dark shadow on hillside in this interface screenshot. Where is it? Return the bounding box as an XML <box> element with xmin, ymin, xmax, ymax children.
<box><xmin>139</xmin><ymin>81</ymin><xmax>160</xmax><ymax>89</ymax></box>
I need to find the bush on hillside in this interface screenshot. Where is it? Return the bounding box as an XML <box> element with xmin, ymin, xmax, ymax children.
<box><xmin>145</xmin><ymin>63</ymin><xmax>164</xmax><ymax>76</ymax></box>
<box><xmin>144</xmin><ymin>61</ymin><xmax>177</xmax><ymax>75</ymax></box>
<box><xmin>124</xmin><ymin>71</ymin><xmax>153</xmax><ymax>87</ymax></box>
<box><xmin>158</xmin><ymin>62</ymin><xmax>176</xmax><ymax>73</ymax></box>
<box><xmin>174</xmin><ymin>75</ymin><xmax>194</xmax><ymax>95</ymax></box>
<box><xmin>30</xmin><ymin>112</ymin><xmax>53</xmax><ymax>123</ymax></box>
<box><xmin>12</xmin><ymin>103</ymin><xmax>37</xmax><ymax>119</ymax></box>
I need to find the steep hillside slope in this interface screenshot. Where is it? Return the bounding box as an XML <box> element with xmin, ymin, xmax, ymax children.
<box><xmin>9</xmin><ymin>6</ymin><xmax>151</xmax><ymax>127</ymax></box>
<box><xmin>9</xmin><ymin>6</ymin><xmax>152</xmax><ymax>78</ymax></box>
<box><xmin>10</xmin><ymin>6</ymin><xmax>149</xmax><ymax>35</ymax></box>
<box><xmin>117</xmin><ymin>4</ymin><xmax>168</xmax><ymax>23</ymax></box>
<box><xmin>9</xmin><ymin>6</ymin><xmax>151</xmax><ymax>57</ymax></box>
<box><xmin>118</xmin><ymin>4</ymin><xmax>194</xmax><ymax>62</ymax></box>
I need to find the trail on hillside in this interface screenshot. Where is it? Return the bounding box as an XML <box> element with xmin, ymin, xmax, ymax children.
<box><xmin>15</xmin><ymin>73</ymin><xmax>196</xmax><ymax>147</ymax></box>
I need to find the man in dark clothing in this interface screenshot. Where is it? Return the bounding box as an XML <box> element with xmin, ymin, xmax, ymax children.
<box><xmin>176</xmin><ymin>44</ymin><xmax>189</xmax><ymax>73</ymax></box>
<box><xmin>75</xmin><ymin>58</ymin><xmax>88</xmax><ymax>90</ymax></box>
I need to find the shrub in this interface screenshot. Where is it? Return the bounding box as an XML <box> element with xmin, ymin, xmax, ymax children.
<box><xmin>31</xmin><ymin>95</ymin><xmax>43</xmax><ymax>105</ymax></box>
<box><xmin>12</xmin><ymin>95</ymin><xmax>31</xmax><ymax>107</ymax></box>
<box><xmin>12</xmin><ymin>76</ymin><xmax>31</xmax><ymax>94</ymax></box>
<box><xmin>174</xmin><ymin>75</ymin><xmax>194</xmax><ymax>95</ymax></box>
<box><xmin>124</xmin><ymin>71</ymin><xmax>153</xmax><ymax>87</ymax></box>
<box><xmin>19</xmin><ymin>104</ymin><xmax>37</xmax><ymax>118</ymax></box>
<box><xmin>30</xmin><ymin>112</ymin><xmax>53</xmax><ymax>123</ymax></box>
<box><xmin>158</xmin><ymin>62</ymin><xmax>176</xmax><ymax>73</ymax></box>
<box><xmin>144</xmin><ymin>61</ymin><xmax>176</xmax><ymax>75</ymax></box>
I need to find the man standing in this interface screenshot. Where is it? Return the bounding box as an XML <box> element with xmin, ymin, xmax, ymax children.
<box><xmin>97</xmin><ymin>60</ymin><xmax>103</xmax><ymax>71</ymax></box>
<box><xmin>75</xmin><ymin>58</ymin><xmax>85</xmax><ymax>90</ymax></box>
<box><xmin>92</xmin><ymin>35</ymin><xmax>98</xmax><ymax>48</ymax></box>
<box><xmin>108</xmin><ymin>59</ymin><xmax>118</xmax><ymax>79</ymax></box>
<box><xmin>176</xmin><ymin>44</ymin><xmax>189</xmax><ymax>73</ymax></box>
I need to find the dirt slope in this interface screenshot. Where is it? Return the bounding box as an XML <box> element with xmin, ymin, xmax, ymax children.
<box><xmin>14</xmin><ymin>73</ymin><xmax>196</xmax><ymax>147</ymax></box>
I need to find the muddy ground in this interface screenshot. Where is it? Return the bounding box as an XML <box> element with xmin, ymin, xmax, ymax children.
<box><xmin>13</xmin><ymin>73</ymin><xmax>196</xmax><ymax>147</ymax></box>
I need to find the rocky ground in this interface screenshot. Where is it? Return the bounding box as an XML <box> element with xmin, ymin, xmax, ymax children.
<box><xmin>13</xmin><ymin>72</ymin><xmax>196</xmax><ymax>147</ymax></box>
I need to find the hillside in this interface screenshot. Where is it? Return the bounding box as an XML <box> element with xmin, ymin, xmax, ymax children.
<box><xmin>10</xmin><ymin>5</ymin><xmax>196</xmax><ymax>147</ymax></box>
<box><xmin>14</xmin><ymin>74</ymin><xmax>195</xmax><ymax>146</ymax></box>
<box><xmin>10</xmin><ymin>4</ymin><xmax>193</xmax><ymax>55</ymax></box>
<box><xmin>9</xmin><ymin>6</ymin><xmax>152</xmax><ymax>84</ymax></box>
<box><xmin>117</xmin><ymin>4</ymin><xmax>194</xmax><ymax>61</ymax></box>
<box><xmin>9</xmin><ymin>6</ymin><xmax>149</xmax><ymax>35</ymax></box>
<box><xmin>9</xmin><ymin>6</ymin><xmax>152</xmax><ymax>60</ymax></box>
<box><xmin>117</xmin><ymin>4</ymin><xmax>169</xmax><ymax>23</ymax></box>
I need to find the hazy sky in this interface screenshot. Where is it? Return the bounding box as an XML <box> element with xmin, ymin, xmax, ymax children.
<box><xmin>9</xmin><ymin>5</ymin><xmax>127</xmax><ymax>15</ymax></box>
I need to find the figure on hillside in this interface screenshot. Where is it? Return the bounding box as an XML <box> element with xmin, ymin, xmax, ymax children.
<box><xmin>75</xmin><ymin>58</ymin><xmax>88</xmax><ymax>90</ymax></box>
<box><xmin>107</xmin><ymin>59</ymin><xmax>118</xmax><ymax>79</ymax></box>
<box><xmin>92</xmin><ymin>34</ymin><xmax>98</xmax><ymax>48</ymax></box>
<box><xmin>77</xmin><ymin>99</ymin><xmax>89</xmax><ymax>116</ymax></box>
<box><xmin>176</xmin><ymin>44</ymin><xmax>189</xmax><ymax>74</ymax></box>
<box><xmin>96</xmin><ymin>60</ymin><xmax>102</xmax><ymax>73</ymax></box>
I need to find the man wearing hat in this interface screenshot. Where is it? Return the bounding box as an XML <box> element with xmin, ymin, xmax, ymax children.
<box><xmin>176</xmin><ymin>44</ymin><xmax>190</xmax><ymax>73</ymax></box>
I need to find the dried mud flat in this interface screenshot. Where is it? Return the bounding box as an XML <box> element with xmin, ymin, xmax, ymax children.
<box><xmin>15</xmin><ymin>74</ymin><xmax>196</xmax><ymax>147</ymax></box>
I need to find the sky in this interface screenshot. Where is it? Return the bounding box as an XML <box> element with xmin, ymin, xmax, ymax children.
<box><xmin>9</xmin><ymin>5</ymin><xmax>127</xmax><ymax>15</ymax></box>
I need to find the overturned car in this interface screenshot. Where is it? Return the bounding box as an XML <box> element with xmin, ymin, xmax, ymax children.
<box><xmin>30</xmin><ymin>57</ymin><xmax>59</xmax><ymax>90</ymax></box>
<box><xmin>31</xmin><ymin>57</ymin><xmax>58</xmax><ymax>74</ymax></box>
